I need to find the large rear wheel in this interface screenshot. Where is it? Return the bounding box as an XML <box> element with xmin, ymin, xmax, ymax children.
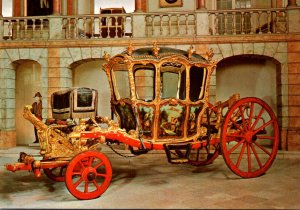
<box><xmin>221</xmin><ymin>97</ymin><xmax>279</xmax><ymax>178</ymax></box>
<box><xmin>65</xmin><ymin>151</ymin><xmax>112</xmax><ymax>200</ymax></box>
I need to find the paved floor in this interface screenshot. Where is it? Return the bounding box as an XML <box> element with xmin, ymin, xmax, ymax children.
<box><xmin>0</xmin><ymin>145</ymin><xmax>300</xmax><ymax>209</ymax></box>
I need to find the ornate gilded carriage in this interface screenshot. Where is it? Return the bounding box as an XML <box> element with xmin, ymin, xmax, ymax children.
<box><xmin>105</xmin><ymin>44</ymin><xmax>214</xmax><ymax>143</ymax></box>
<box><xmin>5</xmin><ymin>44</ymin><xmax>280</xmax><ymax>200</ymax></box>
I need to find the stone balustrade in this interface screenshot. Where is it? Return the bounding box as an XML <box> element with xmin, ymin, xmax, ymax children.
<box><xmin>145</xmin><ymin>12</ymin><xmax>196</xmax><ymax>37</ymax></box>
<box><xmin>208</xmin><ymin>8</ymin><xmax>288</xmax><ymax>35</ymax></box>
<box><xmin>0</xmin><ymin>7</ymin><xmax>299</xmax><ymax>41</ymax></box>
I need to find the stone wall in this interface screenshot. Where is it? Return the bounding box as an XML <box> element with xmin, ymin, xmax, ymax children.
<box><xmin>287</xmin><ymin>41</ymin><xmax>300</xmax><ymax>150</ymax></box>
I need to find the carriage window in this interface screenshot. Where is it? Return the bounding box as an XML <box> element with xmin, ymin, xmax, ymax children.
<box><xmin>133</xmin><ymin>64</ymin><xmax>156</xmax><ymax>102</ymax></box>
<box><xmin>189</xmin><ymin>66</ymin><xmax>207</xmax><ymax>102</ymax></box>
<box><xmin>160</xmin><ymin>62</ymin><xmax>186</xmax><ymax>100</ymax></box>
<box><xmin>111</xmin><ymin>62</ymin><xmax>130</xmax><ymax>100</ymax></box>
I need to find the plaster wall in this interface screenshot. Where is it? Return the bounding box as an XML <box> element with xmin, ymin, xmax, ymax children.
<box><xmin>15</xmin><ymin>61</ymin><xmax>41</xmax><ymax>145</ymax></box>
<box><xmin>216</xmin><ymin>58</ymin><xmax>277</xmax><ymax>113</ymax></box>
<box><xmin>77</xmin><ymin>0</ymin><xmax>93</xmax><ymax>14</ymax></box>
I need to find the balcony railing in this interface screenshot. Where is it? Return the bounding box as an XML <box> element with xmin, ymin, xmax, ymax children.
<box><xmin>145</xmin><ymin>12</ymin><xmax>196</xmax><ymax>37</ymax></box>
<box><xmin>62</xmin><ymin>14</ymin><xmax>133</xmax><ymax>39</ymax></box>
<box><xmin>0</xmin><ymin>7</ymin><xmax>298</xmax><ymax>41</ymax></box>
<box><xmin>208</xmin><ymin>8</ymin><xmax>288</xmax><ymax>35</ymax></box>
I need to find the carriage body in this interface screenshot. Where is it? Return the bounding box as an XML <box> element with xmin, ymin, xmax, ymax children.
<box><xmin>104</xmin><ymin>46</ymin><xmax>216</xmax><ymax>144</ymax></box>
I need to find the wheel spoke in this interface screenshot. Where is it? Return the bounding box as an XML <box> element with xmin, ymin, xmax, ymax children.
<box><xmin>92</xmin><ymin>180</ymin><xmax>101</xmax><ymax>189</ymax></box>
<box><xmin>74</xmin><ymin>177</ymin><xmax>83</xmax><ymax>188</ymax></box>
<box><xmin>254</xmin><ymin>142</ymin><xmax>271</xmax><ymax>156</ymax></box>
<box><xmin>226</xmin><ymin>133</ymin><xmax>245</xmax><ymax>139</ymax></box>
<box><xmin>230</xmin><ymin>117</ymin><xmax>244</xmax><ymax>132</ymax></box>
<box><xmin>228</xmin><ymin>139</ymin><xmax>244</xmax><ymax>155</ymax></box>
<box><xmin>238</xmin><ymin>106</ymin><xmax>247</xmax><ymax>131</ymax></box>
<box><xmin>251</xmin><ymin>144</ymin><xmax>263</xmax><ymax>168</ymax></box>
<box><xmin>256</xmin><ymin>135</ymin><xmax>275</xmax><ymax>140</ymax></box>
<box><xmin>96</xmin><ymin>173</ymin><xmax>108</xmax><ymax>178</ymax></box>
<box><xmin>236</xmin><ymin>142</ymin><xmax>246</xmax><ymax>168</ymax></box>
<box><xmin>248</xmin><ymin>102</ymin><xmax>254</xmax><ymax>130</ymax></box>
<box><xmin>78</xmin><ymin>160</ymin><xmax>86</xmax><ymax>169</ymax></box>
<box><xmin>94</xmin><ymin>161</ymin><xmax>104</xmax><ymax>170</ymax></box>
<box><xmin>253</xmin><ymin>119</ymin><xmax>273</xmax><ymax>135</ymax></box>
<box><xmin>247</xmin><ymin>144</ymin><xmax>251</xmax><ymax>172</ymax></box>
<box><xmin>88</xmin><ymin>156</ymin><xmax>94</xmax><ymax>167</ymax></box>
<box><xmin>84</xmin><ymin>181</ymin><xmax>89</xmax><ymax>193</ymax></box>
<box><xmin>250</xmin><ymin>106</ymin><xmax>265</xmax><ymax>130</ymax></box>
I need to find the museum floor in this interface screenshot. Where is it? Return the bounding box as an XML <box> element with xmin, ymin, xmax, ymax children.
<box><xmin>0</xmin><ymin>145</ymin><xmax>300</xmax><ymax>209</ymax></box>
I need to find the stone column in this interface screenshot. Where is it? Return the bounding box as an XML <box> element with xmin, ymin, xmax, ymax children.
<box><xmin>53</xmin><ymin>0</ymin><xmax>61</xmax><ymax>15</ymax></box>
<box><xmin>196</xmin><ymin>0</ymin><xmax>206</xmax><ymax>9</ymax></box>
<box><xmin>23</xmin><ymin>0</ymin><xmax>26</xmax><ymax>16</ymax></box>
<box><xmin>195</xmin><ymin>0</ymin><xmax>209</xmax><ymax>35</ymax></box>
<box><xmin>287</xmin><ymin>4</ymin><xmax>300</xmax><ymax>33</ymax></box>
<box><xmin>12</xmin><ymin>0</ymin><xmax>21</xmax><ymax>17</ymax></box>
<box><xmin>61</xmin><ymin>0</ymin><xmax>67</xmax><ymax>15</ymax></box>
<box><xmin>287</xmin><ymin>0</ymin><xmax>297</xmax><ymax>6</ymax></box>
<box><xmin>0</xmin><ymin>0</ymin><xmax>2</xmax><ymax>40</ymax></box>
<box><xmin>135</xmin><ymin>0</ymin><xmax>143</xmax><ymax>12</ymax></box>
<box><xmin>197</xmin><ymin>0</ymin><xmax>206</xmax><ymax>10</ymax></box>
<box><xmin>49</xmin><ymin>17</ymin><xmax>63</xmax><ymax>38</ymax></box>
<box><xmin>0</xmin><ymin>0</ymin><xmax>3</xmax><ymax>17</ymax></box>
<box><xmin>132</xmin><ymin>13</ymin><xmax>146</xmax><ymax>37</ymax></box>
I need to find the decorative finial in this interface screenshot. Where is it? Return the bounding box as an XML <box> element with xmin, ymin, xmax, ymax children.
<box><xmin>103</xmin><ymin>51</ymin><xmax>110</xmax><ymax>61</ymax></box>
<box><xmin>206</xmin><ymin>48</ymin><xmax>214</xmax><ymax>61</ymax></box>
<box><xmin>127</xmin><ymin>42</ymin><xmax>134</xmax><ymax>56</ymax></box>
<box><xmin>152</xmin><ymin>42</ymin><xmax>160</xmax><ymax>57</ymax></box>
<box><xmin>188</xmin><ymin>45</ymin><xmax>194</xmax><ymax>59</ymax></box>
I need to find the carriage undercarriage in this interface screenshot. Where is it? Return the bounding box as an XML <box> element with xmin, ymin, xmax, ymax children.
<box><xmin>5</xmin><ymin>44</ymin><xmax>279</xmax><ymax>200</ymax></box>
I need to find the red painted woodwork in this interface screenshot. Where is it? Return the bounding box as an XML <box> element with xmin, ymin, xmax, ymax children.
<box><xmin>221</xmin><ymin>97</ymin><xmax>279</xmax><ymax>178</ymax></box>
<box><xmin>65</xmin><ymin>151</ymin><xmax>112</xmax><ymax>200</ymax></box>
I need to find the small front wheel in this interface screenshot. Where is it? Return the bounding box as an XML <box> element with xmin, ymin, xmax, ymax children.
<box><xmin>221</xmin><ymin>97</ymin><xmax>279</xmax><ymax>178</ymax></box>
<box><xmin>65</xmin><ymin>151</ymin><xmax>112</xmax><ymax>200</ymax></box>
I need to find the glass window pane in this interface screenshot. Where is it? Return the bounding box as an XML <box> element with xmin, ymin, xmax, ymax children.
<box><xmin>160</xmin><ymin>62</ymin><xmax>186</xmax><ymax>100</ymax></box>
<box><xmin>111</xmin><ymin>61</ymin><xmax>130</xmax><ymax>99</ymax></box>
<box><xmin>189</xmin><ymin>66</ymin><xmax>207</xmax><ymax>102</ymax></box>
<box><xmin>134</xmin><ymin>64</ymin><xmax>155</xmax><ymax>102</ymax></box>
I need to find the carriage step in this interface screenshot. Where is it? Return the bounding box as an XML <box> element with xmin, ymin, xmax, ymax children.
<box><xmin>163</xmin><ymin>143</ymin><xmax>192</xmax><ymax>164</ymax></box>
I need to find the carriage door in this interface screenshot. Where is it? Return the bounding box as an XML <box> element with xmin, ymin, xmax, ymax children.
<box><xmin>133</xmin><ymin>63</ymin><xmax>156</xmax><ymax>139</ymax></box>
<box><xmin>158</xmin><ymin>62</ymin><xmax>187</xmax><ymax>140</ymax></box>
<box><xmin>111</xmin><ymin>60</ymin><xmax>136</xmax><ymax>132</ymax></box>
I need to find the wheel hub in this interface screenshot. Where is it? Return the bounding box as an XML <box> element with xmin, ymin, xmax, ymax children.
<box><xmin>82</xmin><ymin>168</ymin><xmax>97</xmax><ymax>182</ymax></box>
<box><xmin>87</xmin><ymin>172</ymin><xmax>96</xmax><ymax>181</ymax></box>
<box><xmin>244</xmin><ymin>131</ymin><xmax>257</xmax><ymax>143</ymax></box>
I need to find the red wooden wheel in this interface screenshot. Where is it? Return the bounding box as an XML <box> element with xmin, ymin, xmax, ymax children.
<box><xmin>221</xmin><ymin>97</ymin><xmax>279</xmax><ymax>178</ymax></box>
<box><xmin>44</xmin><ymin>166</ymin><xmax>66</xmax><ymax>182</ymax></box>
<box><xmin>65</xmin><ymin>151</ymin><xmax>112</xmax><ymax>200</ymax></box>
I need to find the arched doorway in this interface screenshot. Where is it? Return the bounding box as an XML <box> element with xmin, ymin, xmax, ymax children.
<box><xmin>216</xmin><ymin>55</ymin><xmax>278</xmax><ymax>114</ymax></box>
<box><xmin>72</xmin><ymin>59</ymin><xmax>111</xmax><ymax>117</ymax></box>
<box><xmin>216</xmin><ymin>55</ymin><xmax>280</xmax><ymax>148</ymax></box>
<box><xmin>15</xmin><ymin>60</ymin><xmax>42</xmax><ymax>145</ymax></box>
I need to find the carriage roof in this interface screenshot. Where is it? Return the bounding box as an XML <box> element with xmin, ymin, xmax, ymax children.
<box><xmin>120</xmin><ymin>46</ymin><xmax>209</xmax><ymax>63</ymax></box>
